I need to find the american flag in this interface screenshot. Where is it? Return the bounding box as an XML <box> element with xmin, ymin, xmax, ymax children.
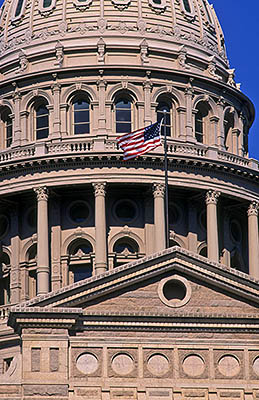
<box><xmin>116</xmin><ymin>120</ymin><xmax>162</xmax><ymax>161</ymax></box>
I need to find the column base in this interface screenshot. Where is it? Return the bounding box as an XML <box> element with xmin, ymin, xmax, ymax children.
<box><xmin>95</xmin><ymin>263</ymin><xmax>107</xmax><ymax>275</ymax></box>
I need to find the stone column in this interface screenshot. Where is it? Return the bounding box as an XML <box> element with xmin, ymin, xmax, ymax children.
<box><xmin>10</xmin><ymin>209</ymin><xmax>21</xmax><ymax>304</ymax></box>
<box><xmin>206</xmin><ymin>190</ymin><xmax>220</xmax><ymax>262</ymax></box>
<box><xmin>12</xmin><ymin>90</ymin><xmax>22</xmax><ymax>147</ymax></box>
<box><xmin>209</xmin><ymin>116</ymin><xmax>219</xmax><ymax>147</ymax></box>
<box><xmin>93</xmin><ymin>182</ymin><xmax>107</xmax><ymax>275</ymax></box>
<box><xmin>34</xmin><ymin>187</ymin><xmax>49</xmax><ymax>295</ymax></box>
<box><xmin>143</xmin><ymin>78</ymin><xmax>152</xmax><ymax>126</ymax></box>
<box><xmin>177</xmin><ymin>106</ymin><xmax>186</xmax><ymax>140</ymax></box>
<box><xmin>20</xmin><ymin>111</ymin><xmax>29</xmax><ymax>145</ymax></box>
<box><xmin>153</xmin><ymin>183</ymin><xmax>166</xmax><ymax>252</ymax></box>
<box><xmin>185</xmin><ymin>82</ymin><xmax>195</xmax><ymax>143</ymax></box>
<box><xmin>217</xmin><ymin>97</ymin><xmax>225</xmax><ymax>150</ymax></box>
<box><xmin>51</xmin><ymin>83</ymin><xmax>61</xmax><ymax>139</ymax></box>
<box><xmin>97</xmin><ymin>78</ymin><xmax>107</xmax><ymax>133</ymax></box>
<box><xmin>232</xmin><ymin>128</ymin><xmax>240</xmax><ymax>155</ymax></box>
<box><xmin>247</xmin><ymin>201</ymin><xmax>259</xmax><ymax>279</ymax></box>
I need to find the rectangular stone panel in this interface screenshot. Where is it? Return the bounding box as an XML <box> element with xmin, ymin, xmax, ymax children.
<box><xmin>110</xmin><ymin>388</ymin><xmax>137</xmax><ymax>399</ymax></box>
<box><xmin>0</xmin><ymin>385</ymin><xmax>20</xmax><ymax>394</ymax></box>
<box><xmin>147</xmin><ymin>388</ymin><xmax>172</xmax><ymax>400</ymax></box>
<box><xmin>75</xmin><ymin>387</ymin><xmax>101</xmax><ymax>398</ymax></box>
<box><xmin>23</xmin><ymin>385</ymin><xmax>68</xmax><ymax>396</ymax></box>
<box><xmin>31</xmin><ymin>348</ymin><xmax>41</xmax><ymax>372</ymax></box>
<box><xmin>49</xmin><ymin>348</ymin><xmax>59</xmax><ymax>372</ymax></box>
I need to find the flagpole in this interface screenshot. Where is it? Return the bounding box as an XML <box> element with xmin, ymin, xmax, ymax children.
<box><xmin>163</xmin><ymin>111</ymin><xmax>169</xmax><ymax>249</ymax></box>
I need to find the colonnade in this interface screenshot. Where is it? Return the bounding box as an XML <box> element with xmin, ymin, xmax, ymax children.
<box><xmin>34</xmin><ymin>184</ymin><xmax>259</xmax><ymax>295</ymax></box>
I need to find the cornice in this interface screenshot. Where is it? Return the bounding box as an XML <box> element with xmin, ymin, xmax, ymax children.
<box><xmin>16</xmin><ymin>247</ymin><xmax>259</xmax><ymax>311</ymax></box>
<box><xmin>80</xmin><ymin>312</ymin><xmax>259</xmax><ymax>333</ymax></box>
<box><xmin>0</xmin><ymin>152</ymin><xmax>257</xmax><ymax>195</ymax></box>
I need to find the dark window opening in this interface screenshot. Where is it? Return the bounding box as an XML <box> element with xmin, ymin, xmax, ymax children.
<box><xmin>157</xmin><ymin>101</ymin><xmax>171</xmax><ymax>137</ymax></box>
<box><xmin>35</xmin><ymin>102</ymin><xmax>49</xmax><ymax>140</ymax></box>
<box><xmin>115</xmin><ymin>98</ymin><xmax>132</xmax><ymax>134</ymax></box>
<box><xmin>73</xmin><ymin>98</ymin><xmax>90</xmax><ymax>135</ymax></box>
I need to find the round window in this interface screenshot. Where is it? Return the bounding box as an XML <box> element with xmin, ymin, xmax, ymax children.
<box><xmin>163</xmin><ymin>279</ymin><xmax>186</xmax><ymax>301</ymax></box>
<box><xmin>0</xmin><ymin>215</ymin><xmax>9</xmax><ymax>238</ymax></box>
<box><xmin>158</xmin><ymin>275</ymin><xmax>191</xmax><ymax>308</ymax></box>
<box><xmin>230</xmin><ymin>220</ymin><xmax>242</xmax><ymax>243</ymax></box>
<box><xmin>114</xmin><ymin>200</ymin><xmax>137</xmax><ymax>222</ymax></box>
<box><xmin>69</xmin><ymin>201</ymin><xmax>89</xmax><ymax>223</ymax></box>
<box><xmin>27</xmin><ymin>207</ymin><xmax>37</xmax><ymax>228</ymax></box>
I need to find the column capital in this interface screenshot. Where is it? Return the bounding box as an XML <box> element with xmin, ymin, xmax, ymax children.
<box><xmin>248</xmin><ymin>201</ymin><xmax>259</xmax><ymax>217</ymax></box>
<box><xmin>93</xmin><ymin>182</ymin><xmax>106</xmax><ymax>197</ymax></box>
<box><xmin>205</xmin><ymin>190</ymin><xmax>220</xmax><ymax>205</ymax></box>
<box><xmin>153</xmin><ymin>183</ymin><xmax>165</xmax><ymax>198</ymax></box>
<box><xmin>34</xmin><ymin>186</ymin><xmax>49</xmax><ymax>201</ymax></box>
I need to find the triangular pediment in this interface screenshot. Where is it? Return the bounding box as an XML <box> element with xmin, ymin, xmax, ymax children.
<box><xmin>11</xmin><ymin>247</ymin><xmax>259</xmax><ymax>313</ymax></box>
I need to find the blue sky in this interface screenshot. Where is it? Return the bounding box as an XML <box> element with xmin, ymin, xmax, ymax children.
<box><xmin>0</xmin><ymin>0</ymin><xmax>258</xmax><ymax>161</ymax></box>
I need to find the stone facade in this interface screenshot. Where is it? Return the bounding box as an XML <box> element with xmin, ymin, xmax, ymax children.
<box><xmin>0</xmin><ymin>0</ymin><xmax>258</xmax><ymax>398</ymax></box>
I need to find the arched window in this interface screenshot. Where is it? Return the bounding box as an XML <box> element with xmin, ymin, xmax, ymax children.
<box><xmin>14</xmin><ymin>0</ymin><xmax>25</xmax><ymax>17</ymax></box>
<box><xmin>0</xmin><ymin>253</ymin><xmax>10</xmax><ymax>305</ymax></box>
<box><xmin>113</xmin><ymin>237</ymin><xmax>140</xmax><ymax>268</ymax></box>
<box><xmin>68</xmin><ymin>239</ymin><xmax>93</xmax><ymax>283</ymax></box>
<box><xmin>224</xmin><ymin>109</ymin><xmax>234</xmax><ymax>152</ymax></box>
<box><xmin>182</xmin><ymin>0</ymin><xmax>191</xmax><ymax>13</ymax></box>
<box><xmin>0</xmin><ymin>108</ymin><xmax>13</xmax><ymax>149</ymax></box>
<box><xmin>199</xmin><ymin>245</ymin><xmax>207</xmax><ymax>258</ymax></box>
<box><xmin>169</xmin><ymin>239</ymin><xmax>181</xmax><ymax>248</ymax></box>
<box><xmin>201</xmin><ymin>0</ymin><xmax>214</xmax><ymax>27</ymax></box>
<box><xmin>195</xmin><ymin>102</ymin><xmax>210</xmax><ymax>144</ymax></box>
<box><xmin>34</xmin><ymin>99</ymin><xmax>49</xmax><ymax>140</ymax></box>
<box><xmin>115</xmin><ymin>97</ymin><xmax>132</xmax><ymax>134</ymax></box>
<box><xmin>156</xmin><ymin>100</ymin><xmax>172</xmax><ymax>136</ymax></box>
<box><xmin>72</xmin><ymin>97</ymin><xmax>90</xmax><ymax>135</ymax></box>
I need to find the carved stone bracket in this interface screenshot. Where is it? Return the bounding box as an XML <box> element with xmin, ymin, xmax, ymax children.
<box><xmin>178</xmin><ymin>45</ymin><xmax>189</xmax><ymax>70</ymax></box>
<box><xmin>73</xmin><ymin>0</ymin><xmax>93</xmax><ymax>11</ymax></box>
<box><xmin>248</xmin><ymin>201</ymin><xmax>259</xmax><ymax>217</ymax></box>
<box><xmin>153</xmin><ymin>183</ymin><xmax>165</xmax><ymax>198</ymax></box>
<box><xmin>15</xmin><ymin>50</ymin><xmax>28</xmax><ymax>74</ymax></box>
<box><xmin>149</xmin><ymin>0</ymin><xmax>166</xmax><ymax>14</ymax></box>
<box><xmin>205</xmin><ymin>190</ymin><xmax>220</xmax><ymax>205</ymax></box>
<box><xmin>227</xmin><ymin>68</ymin><xmax>236</xmax><ymax>87</ymax></box>
<box><xmin>140</xmin><ymin>39</ymin><xmax>149</xmax><ymax>64</ymax></box>
<box><xmin>93</xmin><ymin>182</ymin><xmax>106</xmax><ymax>197</ymax></box>
<box><xmin>97</xmin><ymin>37</ymin><xmax>106</xmax><ymax>63</ymax></box>
<box><xmin>111</xmin><ymin>0</ymin><xmax>131</xmax><ymax>11</ymax></box>
<box><xmin>54</xmin><ymin>41</ymin><xmax>64</xmax><ymax>67</ymax></box>
<box><xmin>34</xmin><ymin>186</ymin><xmax>49</xmax><ymax>201</ymax></box>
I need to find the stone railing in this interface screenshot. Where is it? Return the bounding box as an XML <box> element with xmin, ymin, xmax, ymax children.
<box><xmin>0</xmin><ymin>137</ymin><xmax>257</xmax><ymax>171</ymax></box>
<box><xmin>0</xmin><ymin>144</ymin><xmax>35</xmax><ymax>163</ymax></box>
<box><xmin>0</xmin><ymin>304</ymin><xmax>12</xmax><ymax>319</ymax></box>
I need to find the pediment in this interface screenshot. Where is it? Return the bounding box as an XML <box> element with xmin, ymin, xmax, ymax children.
<box><xmin>10</xmin><ymin>247</ymin><xmax>259</xmax><ymax>323</ymax></box>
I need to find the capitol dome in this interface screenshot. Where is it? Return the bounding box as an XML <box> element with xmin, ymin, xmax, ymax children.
<box><xmin>0</xmin><ymin>0</ymin><xmax>229</xmax><ymax>78</ymax></box>
<box><xmin>0</xmin><ymin>1</ymin><xmax>258</xmax><ymax>396</ymax></box>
